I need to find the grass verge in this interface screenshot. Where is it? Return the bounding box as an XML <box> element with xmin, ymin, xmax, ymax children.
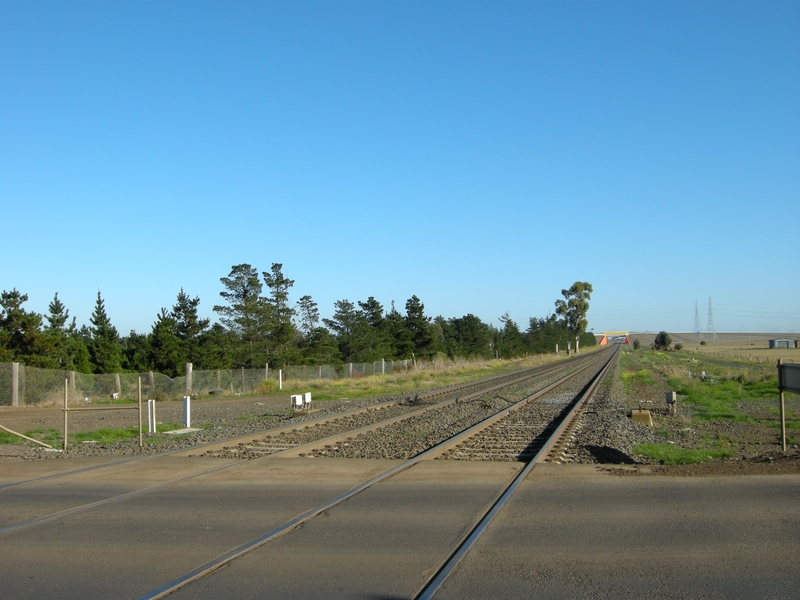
<box><xmin>635</xmin><ymin>442</ymin><xmax>734</xmax><ymax>465</ymax></box>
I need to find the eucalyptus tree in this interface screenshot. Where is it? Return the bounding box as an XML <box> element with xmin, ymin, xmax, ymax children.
<box><xmin>554</xmin><ymin>281</ymin><xmax>593</xmax><ymax>354</ymax></box>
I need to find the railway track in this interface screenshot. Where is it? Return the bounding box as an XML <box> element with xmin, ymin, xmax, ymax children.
<box><xmin>138</xmin><ymin>347</ymin><xmax>617</xmax><ymax>600</ymax></box>
<box><xmin>0</xmin><ymin>356</ymin><xmax>584</xmax><ymax>492</ymax></box>
<box><xmin>0</xmin><ymin>347</ymin><xmax>618</xmax><ymax>599</ymax></box>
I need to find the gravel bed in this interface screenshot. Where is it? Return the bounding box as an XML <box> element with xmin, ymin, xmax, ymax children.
<box><xmin>564</xmin><ymin>356</ymin><xmax>666</xmax><ymax>464</ymax></box>
<box><xmin>197</xmin><ymin>401</ymin><xmax>427</xmax><ymax>459</ymax></box>
<box><xmin>306</xmin><ymin>370</ymin><xmax>579</xmax><ymax>460</ymax></box>
<box><xmin>0</xmin><ymin>393</ymin><xmax>420</xmax><ymax>461</ymax></box>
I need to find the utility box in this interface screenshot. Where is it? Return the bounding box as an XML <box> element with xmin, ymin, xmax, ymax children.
<box><xmin>630</xmin><ymin>409</ymin><xmax>654</xmax><ymax>427</ymax></box>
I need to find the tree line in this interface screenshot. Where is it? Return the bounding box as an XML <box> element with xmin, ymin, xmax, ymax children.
<box><xmin>0</xmin><ymin>264</ymin><xmax>595</xmax><ymax>378</ymax></box>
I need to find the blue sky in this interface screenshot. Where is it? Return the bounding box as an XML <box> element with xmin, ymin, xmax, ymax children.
<box><xmin>2</xmin><ymin>0</ymin><xmax>798</xmax><ymax>336</ymax></box>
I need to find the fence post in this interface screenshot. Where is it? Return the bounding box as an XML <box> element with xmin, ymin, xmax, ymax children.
<box><xmin>69</xmin><ymin>370</ymin><xmax>76</xmax><ymax>392</ymax></box>
<box><xmin>148</xmin><ymin>371</ymin><xmax>155</xmax><ymax>396</ymax></box>
<box><xmin>185</xmin><ymin>363</ymin><xmax>193</xmax><ymax>396</ymax></box>
<box><xmin>11</xmin><ymin>362</ymin><xmax>19</xmax><ymax>407</ymax></box>
<box><xmin>348</xmin><ymin>363</ymin><xmax>353</xmax><ymax>378</ymax></box>
<box><xmin>318</xmin><ymin>365</ymin><xmax>322</xmax><ymax>379</ymax></box>
<box><xmin>279</xmin><ymin>369</ymin><xmax>283</xmax><ymax>390</ymax></box>
<box><xmin>382</xmin><ymin>358</ymin><xmax>385</xmax><ymax>375</ymax></box>
<box><xmin>115</xmin><ymin>373</ymin><xmax>121</xmax><ymax>398</ymax></box>
<box><xmin>266</xmin><ymin>363</ymin><xmax>269</xmax><ymax>382</ymax></box>
<box><xmin>215</xmin><ymin>370</ymin><xmax>221</xmax><ymax>390</ymax></box>
<box><xmin>241</xmin><ymin>367</ymin><xmax>245</xmax><ymax>394</ymax></box>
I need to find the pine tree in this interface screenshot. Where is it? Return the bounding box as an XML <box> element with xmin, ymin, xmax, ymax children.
<box><xmin>405</xmin><ymin>295</ymin><xmax>434</xmax><ymax>359</ymax></box>
<box><xmin>297</xmin><ymin>295</ymin><xmax>320</xmax><ymax>338</ymax></box>
<box><xmin>214</xmin><ymin>264</ymin><xmax>270</xmax><ymax>367</ymax></box>
<box><xmin>148</xmin><ymin>309</ymin><xmax>183</xmax><ymax>376</ymax></box>
<box><xmin>46</xmin><ymin>293</ymin><xmax>69</xmax><ymax>331</ymax></box>
<box><xmin>89</xmin><ymin>291</ymin><xmax>123</xmax><ymax>373</ymax></box>
<box><xmin>262</xmin><ymin>263</ymin><xmax>296</xmax><ymax>357</ymax></box>
<box><xmin>385</xmin><ymin>301</ymin><xmax>413</xmax><ymax>359</ymax></box>
<box><xmin>171</xmin><ymin>289</ymin><xmax>210</xmax><ymax>366</ymax></box>
<box><xmin>0</xmin><ymin>289</ymin><xmax>55</xmax><ymax>367</ymax></box>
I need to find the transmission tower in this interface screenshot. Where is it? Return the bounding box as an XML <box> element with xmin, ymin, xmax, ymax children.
<box><xmin>707</xmin><ymin>297</ymin><xmax>717</xmax><ymax>342</ymax></box>
<box><xmin>693</xmin><ymin>301</ymin><xmax>702</xmax><ymax>342</ymax></box>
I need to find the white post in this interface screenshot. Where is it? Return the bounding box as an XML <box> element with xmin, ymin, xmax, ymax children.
<box><xmin>183</xmin><ymin>396</ymin><xmax>191</xmax><ymax>428</ymax></box>
<box><xmin>278</xmin><ymin>369</ymin><xmax>283</xmax><ymax>390</ymax></box>
<box><xmin>555</xmin><ymin>344</ymin><xmax>559</xmax><ymax>356</ymax></box>
<box><xmin>148</xmin><ymin>399</ymin><xmax>156</xmax><ymax>433</ymax></box>
<box><xmin>266</xmin><ymin>363</ymin><xmax>269</xmax><ymax>381</ymax></box>
<box><xmin>115</xmin><ymin>373</ymin><xmax>121</xmax><ymax>398</ymax></box>
<box><xmin>381</xmin><ymin>358</ymin><xmax>385</xmax><ymax>375</ymax></box>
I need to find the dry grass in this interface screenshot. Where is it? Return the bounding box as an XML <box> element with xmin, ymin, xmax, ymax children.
<box><xmin>280</xmin><ymin>350</ymin><xmax>594</xmax><ymax>400</ymax></box>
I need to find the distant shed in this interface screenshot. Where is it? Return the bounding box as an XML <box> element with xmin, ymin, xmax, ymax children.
<box><xmin>769</xmin><ymin>338</ymin><xmax>798</xmax><ymax>349</ymax></box>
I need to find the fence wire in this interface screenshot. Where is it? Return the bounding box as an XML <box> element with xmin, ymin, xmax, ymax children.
<box><xmin>0</xmin><ymin>359</ymin><xmax>414</xmax><ymax>406</ymax></box>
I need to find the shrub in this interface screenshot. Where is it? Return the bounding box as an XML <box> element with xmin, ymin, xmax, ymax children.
<box><xmin>675</xmin><ymin>343</ymin><xmax>684</xmax><ymax>351</ymax></box>
<box><xmin>653</xmin><ymin>331</ymin><xmax>672</xmax><ymax>351</ymax></box>
<box><xmin>632</xmin><ymin>339</ymin><xmax>641</xmax><ymax>350</ymax></box>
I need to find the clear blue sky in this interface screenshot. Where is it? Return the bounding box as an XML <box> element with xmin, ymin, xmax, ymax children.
<box><xmin>2</xmin><ymin>1</ymin><xmax>798</xmax><ymax>335</ymax></box>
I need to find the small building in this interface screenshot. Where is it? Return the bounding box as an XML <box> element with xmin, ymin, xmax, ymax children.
<box><xmin>769</xmin><ymin>338</ymin><xmax>798</xmax><ymax>349</ymax></box>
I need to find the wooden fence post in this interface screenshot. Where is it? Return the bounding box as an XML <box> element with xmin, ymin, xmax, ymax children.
<box><xmin>11</xmin><ymin>362</ymin><xmax>19</xmax><ymax>407</ymax></box>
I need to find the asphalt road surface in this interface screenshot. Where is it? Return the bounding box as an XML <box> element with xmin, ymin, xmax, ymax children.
<box><xmin>1</xmin><ymin>457</ymin><xmax>798</xmax><ymax>599</ymax></box>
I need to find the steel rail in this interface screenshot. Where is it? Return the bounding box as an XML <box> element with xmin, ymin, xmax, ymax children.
<box><xmin>413</xmin><ymin>347</ymin><xmax>618</xmax><ymax>600</ymax></box>
<box><xmin>136</xmin><ymin>351</ymin><xmax>611</xmax><ymax>600</ymax></box>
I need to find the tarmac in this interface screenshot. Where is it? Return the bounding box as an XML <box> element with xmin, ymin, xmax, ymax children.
<box><xmin>0</xmin><ymin>456</ymin><xmax>798</xmax><ymax>599</ymax></box>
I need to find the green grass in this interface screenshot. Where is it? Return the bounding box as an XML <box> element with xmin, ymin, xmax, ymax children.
<box><xmin>0</xmin><ymin>428</ymin><xmax>62</xmax><ymax>445</ymax></box>
<box><xmin>635</xmin><ymin>442</ymin><xmax>733</xmax><ymax>465</ymax></box>
<box><xmin>669</xmin><ymin>378</ymin><xmax>778</xmax><ymax>421</ymax></box>
<box><xmin>72</xmin><ymin>427</ymin><xmax>140</xmax><ymax>444</ymax></box>
<box><xmin>72</xmin><ymin>422</ymin><xmax>182</xmax><ymax>444</ymax></box>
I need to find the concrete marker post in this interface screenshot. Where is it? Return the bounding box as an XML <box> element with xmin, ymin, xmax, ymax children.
<box><xmin>63</xmin><ymin>378</ymin><xmax>68</xmax><ymax>450</ymax></box>
<box><xmin>148</xmin><ymin>400</ymin><xmax>156</xmax><ymax>433</ymax></box>
<box><xmin>183</xmin><ymin>396</ymin><xmax>191</xmax><ymax>428</ymax></box>
<box><xmin>138</xmin><ymin>377</ymin><xmax>143</xmax><ymax>448</ymax></box>
<box><xmin>278</xmin><ymin>370</ymin><xmax>283</xmax><ymax>391</ymax></box>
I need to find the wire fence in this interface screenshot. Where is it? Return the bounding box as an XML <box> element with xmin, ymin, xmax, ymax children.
<box><xmin>0</xmin><ymin>359</ymin><xmax>415</xmax><ymax>407</ymax></box>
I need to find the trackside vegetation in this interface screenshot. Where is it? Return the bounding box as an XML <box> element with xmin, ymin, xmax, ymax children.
<box><xmin>621</xmin><ymin>347</ymin><xmax>796</xmax><ymax>464</ymax></box>
<box><xmin>0</xmin><ymin>271</ymin><xmax>595</xmax><ymax>377</ymax></box>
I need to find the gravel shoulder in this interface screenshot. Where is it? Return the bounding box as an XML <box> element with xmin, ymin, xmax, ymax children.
<box><xmin>565</xmin><ymin>351</ymin><xmax>800</xmax><ymax>476</ymax></box>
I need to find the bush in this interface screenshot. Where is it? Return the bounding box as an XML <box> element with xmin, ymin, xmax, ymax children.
<box><xmin>700</xmin><ymin>340</ymin><xmax>707</xmax><ymax>346</ymax></box>
<box><xmin>675</xmin><ymin>343</ymin><xmax>684</xmax><ymax>351</ymax></box>
<box><xmin>255</xmin><ymin>379</ymin><xmax>280</xmax><ymax>395</ymax></box>
<box><xmin>653</xmin><ymin>331</ymin><xmax>672</xmax><ymax>351</ymax></box>
<box><xmin>632</xmin><ymin>339</ymin><xmax>641</xmax><ymax>350</ymax></box>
